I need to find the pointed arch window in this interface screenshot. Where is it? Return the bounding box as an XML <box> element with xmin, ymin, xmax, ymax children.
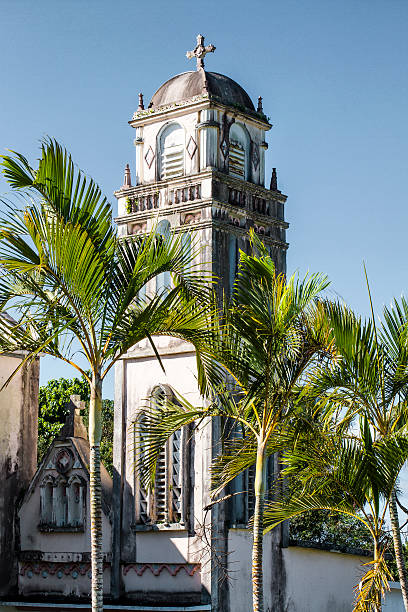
<box><xmin>40</xmin><ymin>475</ymin><xmax>54</xmax><ymax>525</ymax></box>
<box><xmin>67</xmin><ymin>474</ymin><xmax>86</xmax><ymax>527</ymax></box>
<box><xmin>160</xmin><ymin>123</ymin><xmax>185</xmax><ymax>180</ymax></box>
<box><xmin>53</xmin><ymin>475</ymin><xmax>68</xmax><ymax>527</ymax></box>
<box><xmin>229</xmin><ymin>124</ymin><xmax>249</xmax><ymax>180</ymax></box>
<box><xmin>135</xmin><ymin>384</ymin><xmax>188</xmax><ymax>526</ymax></box>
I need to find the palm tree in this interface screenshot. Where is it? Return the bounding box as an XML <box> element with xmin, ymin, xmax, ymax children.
<box><xmin>308</xmin><ymin>297</ymin><xmax>408</xmax><ymax>610</ymax></box>
<box><xmin>137</xmin><ymin>233</ymin><xmax>331</xmax><ymax>612</ymax></box>
<box><xmin>0</xmin><ymin>140</ymin><xmax>213</xmax><ymax>612</ymax></box>
<box><xmin>263</xmin><ymin>414</ymin><xmax>408</xmax><ymax>612</ymax></box>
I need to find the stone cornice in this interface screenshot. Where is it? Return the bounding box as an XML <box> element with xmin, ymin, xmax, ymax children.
<box><xmin>129</xmin><ymin>97</ymin><xmax>271</xmax><ymax>131</ymax></box>
<box><xmin>212</xmin><ymin>170</ymin><xmax>287</xmax><ymax>202</ymax></box>
<box><xmin>115</xmin><ymin>196</ymin><xmax>288</xmax><ymax>231</ymax></box>
<box><xmin>121</xmin><ymin>339</ymin><xmax>196</xmax><ymax>360</ymax></box>
<box><xmin>115</xmin><ymin>169</ymin><xmax>287</xmax><ymax>203</ymax></box>
<box><xmin>114</xmin><ymin>170</ymin><xmax>211</xmax><ymax>199</ymax></box>
<box><xmin>212</xmin><ymin>220</ymin><xmax>289</xmax><ymax>249</ymax></box>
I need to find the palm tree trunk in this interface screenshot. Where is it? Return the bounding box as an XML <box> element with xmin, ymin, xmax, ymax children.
<box><xmin>389</xmin><ymin>488</ymin><xmax>408</xmax><ymax>611</ymax></box>
<box><xmin>373</xmin><ymin>541</ymin><xmax>382</xmax><ymax>612</ymax></box>
<box><xmin>252</xmin><ymin>444</ymin><xmax>266</xmax><ymax>612</ymax></box>
<box><xmin>89</xmin><ymin>372</ymin><xmax>104</xmax><ymax>612</ymax></box>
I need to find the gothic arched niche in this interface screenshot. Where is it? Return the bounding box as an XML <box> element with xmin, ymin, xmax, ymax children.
<box><xmin>229</xmin><ymin>123</ymin><xmax>249</xmax><ymax>180</ymax></box>
<box><xmin>158</xmin><ymin>123</ymin><xmax>185</xmax><ymax>180</ymax></box>
<box><xmin>40</xmin><ymin>474</ymin><xmax>54</xmax><ymax>525</ymax></box>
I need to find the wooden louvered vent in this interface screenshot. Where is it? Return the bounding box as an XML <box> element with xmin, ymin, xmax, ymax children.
<box><xmin>135</xmin><ymin>385</ymin><xmax>187</xmax><ymax>525</ymax></box>
<box><xmin>229</xmin><ymin>141</ymin><xmax>246</xmax><ymax>179</ymax></box>
<box><xmin>170</xmin><ymin>429</ymin><xmax>182</xmax><ymax>523</ymax></box>
<box><xmin>154</xmin><ymin>448</ymin><xmax>167</xmax><ymax>522</ymax></box>
<box><xmin>161</xmin><ymin>144</ymin><xmax>184</xmax><ymax>179</ymax></box>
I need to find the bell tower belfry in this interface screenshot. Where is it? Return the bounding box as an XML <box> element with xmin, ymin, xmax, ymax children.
<box><xmin>115</xmin><ymin>35</ymin><xmax>287</xmax><ymax>294</ymax></box>
<box><xmin>112</xmin><ymin>36</ymin><xmax>288</xmax><ymax>610</ymax></box>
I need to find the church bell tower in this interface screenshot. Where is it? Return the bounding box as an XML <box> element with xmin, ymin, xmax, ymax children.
<box><xmin>112</xmin><ymin>35</ymin><xmax>288</xmax><ymax>610</ymax></box>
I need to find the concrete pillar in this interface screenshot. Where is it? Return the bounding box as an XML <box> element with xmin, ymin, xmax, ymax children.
<box><xmin>0</xmin><ymin>354</ymin><xmax>39</xmax><ymax>596</ymax></box>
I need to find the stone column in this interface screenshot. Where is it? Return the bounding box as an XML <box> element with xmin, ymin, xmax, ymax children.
<box><xmin>198</xmin><ymin>110</ymin><xmax>219</xmax><ymax>171</ymax></box>
<box><xmin>134</xmin><ymin>126</ymin><xmax>144</xmax><ymax>185</ymax></box>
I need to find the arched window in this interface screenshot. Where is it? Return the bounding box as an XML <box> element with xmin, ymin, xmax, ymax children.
<box><xmin>135</xmin><ymin>384</ymin><xmax>187</xmax><ymax>526</ymax></box>
<box><xmin>229</xmin><ymin>123</ymin><xmax>249</xmax><ymax>180</ymax></box>
<box><xmin>159</xmin><ymin>123</ymin><xmax>185</xmax><ymax>180</ymax></box>
<box><xmin>40</xmin><ymin>475</ymin><xmax>54</xmax><ymax>525</ymax></box>
<box><xmin>67</xmin><ymin>474</ymin><xmax>86</xmax><ymax>527</ymax></box>
<box><xmin>155</xmin><ymin>219</ymin><xmax>171</xmax><ymax>295</ymax></box>
<box><xmin>53</xmin><ymin>475</ymin><xmax>68</xmax><ymax>527</ymax></box>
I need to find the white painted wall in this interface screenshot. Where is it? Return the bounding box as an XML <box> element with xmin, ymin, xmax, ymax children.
<box><xmin>284</xmin><ymin>547</ymin><xmax>404</xmax><ymax>612</ymax></box>
<box><xmin>227</xmin><ymin>534</ymin><xmax>405</xmax><ymax>611</ymax></box>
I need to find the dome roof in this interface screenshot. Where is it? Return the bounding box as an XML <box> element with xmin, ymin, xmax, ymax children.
<box><xmin>149</xmin><ymin>71</ymin><xmax>255</xmax><ymax>112</ymax></box>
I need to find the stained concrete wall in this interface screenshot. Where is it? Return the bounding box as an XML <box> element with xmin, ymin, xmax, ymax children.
<box><xmin>226</xmin><ymin>533</ymin><xmax>405</xmax><ymax>612</ymax></box>
<box><xmin>0</xmin><ymin>354</ymin><xmax>39</xmax><ymax>596</ymax></box>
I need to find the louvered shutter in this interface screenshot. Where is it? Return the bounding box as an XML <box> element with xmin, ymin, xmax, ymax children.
<box><xmin>160</xmin><ymin>124</ymin><xmax>184</xmax><ymax>179</ymax></box>
<box><xmin>229</xmin><ymin>141</ymin><xmax>246</xmax><ymax>179</ymax></box>
<box><xmin>136</xmin><ymin>415</ymin><xmax>150</xmax><ymax>524</ymax></box>
<box><xmin>169</xmin><ymin>429</ymin><xmax>182</xmax><ymax>522</ymax></box>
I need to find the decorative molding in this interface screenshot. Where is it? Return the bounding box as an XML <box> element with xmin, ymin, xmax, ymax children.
<box><xmin>128</xmin><ymin>222</ymin><xmax>147</xmax><ymax>235</ymax></box>
<box><xmin>55</xmin><ymin>447</ymin><xmax>74</xmax><ymax>473</ymax></box>
<box><xmin>144</xmin><ymin>146</ymin><xmax>155</xmax><ymax>169</ymax></box>
<box><xmin>122</xmin><ymin>563</ymin><xmax>200</xmax><ymax>577</ymax></box>
<box><xmin>186</xmin><ymin>136</ymin><xmax>197</xmax><ymax>159</ymax></box>
<box><xmin>21</xmin><ymin>562</ymin><xmax>93</xmax><ymax>579</ymax></box>
<box><xmin>251</xmin><ymin>142</ymin><xmax>260</xmax><ymax>171</ymax></box>
<box><xmin>182</xmin><ymin>211</ymin><xmax>201</xmax><ymax>225</ymax></box>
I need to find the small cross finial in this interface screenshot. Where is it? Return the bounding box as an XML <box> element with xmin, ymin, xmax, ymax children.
<box><xmin>186</xmin><ymin>34</ymin><xmax>216</xmax><ymax>70</ymax></box>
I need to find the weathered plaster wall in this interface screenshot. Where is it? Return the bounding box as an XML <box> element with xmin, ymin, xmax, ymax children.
<box><xmin>227</xmin><ymin>538</ymin><xmax>405</xmax><ymax>612</ymax></box>
<box><xmin>283</xmin><ymin>547</ymin><xmax>404</xmax><ymax>612</ymax></box>
<box><xmin>0</xmin><ymin>354</ymin><xmax>39</xmax><ymax>596</ymax></box>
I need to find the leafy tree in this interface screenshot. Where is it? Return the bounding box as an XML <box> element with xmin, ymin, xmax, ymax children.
<box><xmin>307</xmin><ymin>297</ymin><xmax>408</xmax><ymax>609</ymax></box>
<box><xmin>0</xmin><ymin>140</ymin><xmax>212</xmax><ymax>612</ymax></box>
<box><xmin>289</xmin><ymin>510</ymin><xmax>373</xmax><ymax>552</ymax></box>
<box><xmin>38</xmin><ymin>376</ymin><xmax>90</xmax><ymax>462</ymax></box>
<box><xmin>38</xmin><ymin>376</ymin><xmax>114</xmax><ymax>476</ymax></box>
<box><xmin>264</xmin><ymin>416</ymin><xmax>408</xmax><ymax>612</ymax></box>
<box><xmin>138</xmin><ymin>233</ymin><xmax>331</xmax><ymax>612</ymax></box>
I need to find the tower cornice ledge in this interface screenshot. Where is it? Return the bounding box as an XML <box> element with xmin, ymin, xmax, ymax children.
<box><xmin>115</xmin><ymin>169</ymin><xmax>287</xmax><ymax>203</ymax></box>
<box><xmin>130</xmin><ymin>98</ymin><xmax>271</xmax><ymax>131</ymax></box>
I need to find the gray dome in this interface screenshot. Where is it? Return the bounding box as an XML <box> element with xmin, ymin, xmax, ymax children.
<box><xmin>149</xmin><ymin>71</ymin><xmax>255</xmax><ymax>112</ymax></box>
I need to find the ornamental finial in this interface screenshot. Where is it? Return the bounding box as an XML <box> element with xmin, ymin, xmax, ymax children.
<box><xmin>186</xmin><ymin>34</ymin><xmax>216</xmax><ymax>70</ymax></box>
<box><xmin>122</xmin><ymin>163</ymin><xmax>132</xmax><ymax>189</ymax></box>
<box><xmin>270</xmin><ymin>168</ymin><xmax>278</xmax><ymax>191</ymax></box>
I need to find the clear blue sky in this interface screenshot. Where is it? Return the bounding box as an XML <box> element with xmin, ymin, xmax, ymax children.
<box><xmin>1</xmin><ymin>0</ymin><xmax>407</xmax><ymax>398</ymax></box>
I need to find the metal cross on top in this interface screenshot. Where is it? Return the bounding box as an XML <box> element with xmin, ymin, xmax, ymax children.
<box><xmin>186</xmin><ymin>34</ymin><xmax>216</xmax><ymax>70</ymax></box>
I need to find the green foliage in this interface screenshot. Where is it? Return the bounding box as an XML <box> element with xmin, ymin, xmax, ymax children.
<box><xmin>38</xmin><ymin>376</ymin><xmax>90</xmax><ymax>463</ymax></box>
<box><xmin>290</xmin><ymin>510</ymin><xmax>373</xmax><ymax>552</ymax></box>
<box><xmin>125</xmin><ymin>197</ymin><xmax>133</xmax><ymax>214</ymax></box>
<box><xmin>38</xmin><ymin>377</ymin><xmax>114</xmax><ymax>476</ymax></box>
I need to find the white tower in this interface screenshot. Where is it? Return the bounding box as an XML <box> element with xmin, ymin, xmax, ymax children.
<box><xmin>112</xmin><ymin>36</ymin><xmax>288</xmax><ymax>610</ymax></box>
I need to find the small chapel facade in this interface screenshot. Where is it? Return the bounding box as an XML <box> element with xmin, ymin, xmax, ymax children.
<box><xmin>1</xmin><ymin>34</ymin><xmax>404</xmax><ymax>612</ymax></box>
